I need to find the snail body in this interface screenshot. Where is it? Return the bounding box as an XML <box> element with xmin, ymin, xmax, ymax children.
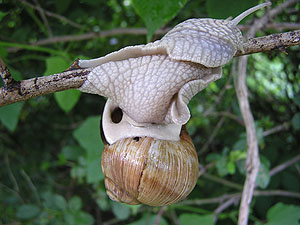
<box><xmin>79</xmin><ymin>2</ymin><xmax>270</xmax><ymax>130</ymax></box>
<box><xmin>78</xmin><ymin>2</ymin><xmax>271</xmax><ymax>206</ymax></box>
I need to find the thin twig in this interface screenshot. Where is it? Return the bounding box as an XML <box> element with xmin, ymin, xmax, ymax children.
<box><xmin>203</xmin><ymin>72</ymin><xmax>234</xmax><ymax>117</ymax></box>
<box><xmin>295</xmin><ymin>164</ymin><xmax>300</xmax><ymax>176</ymax></box>
<box><xmin>236</xmin><ymin>1</ymin><xmax>298</xmax><ymax>224</ymax></box>
<box><xmin>180</xmin><ymin>189</ymin><xmax>300</xmax><ymax>206</ymax></box>
<box><xmin>20</xmin><ymin>169</ymin><xmax>41</xmax><ymax>206</ymax></box>
<box><xmin>207</xmin><ymin>111</ymin><xmax>244</xmax><ymax>126</ymax></box>
<box><xmin>199</xmin><ymin>116</ymin><xmax>225</xmax><ymax>155</ymax></box>
<box><xmin>154</xmin><ymin>206</ymin><xmax>167</xmax><ymax>225</ymax></box>
<box><xmin>19</xmin><ymin>0</ymin><xmax>84</xmax><ymax>29</ymax></box>
<box><xmin>236</xmin><ymin>54</ymin><xmax>260</xmax><ymax>225</ymax></box>
<box><xmin>214</xmin><ymin>197</ymin><xmax>239</xmax><ymax>217</ymax></box>
<box><xmin>262</xmin><ymin>122</ymin><xmax>290</xmax><ymax>137</ymax></box>
<box><xmin>169</xmin><ymin>209</ymin><xmax>180</xmax><ymax>225</ymax></box>
<box><xmin>32</xmin><ymin>0</ymin><xmax>53</xmax><ymax>37</ymax></box>
<box><xmin>254</xmin><ymin>190</ymin><xmax>300</xmax><ymax>198</ymax></box>
<box><xmin>0</xmin><ymin>182</ymin><xmax>24</xmax><ymax>204</ymax></box>
<box><xmin>4</xmin><ymin>153</ymin><xmax>20</xmax><ymax>192</ymax></box>
<box><xmin>1</xmin><ymin>31</ymin><xmax>299</xmax><ymax>107</ymax></box>
<box><xmin>201</xmin><ymin>173</ymin><xmax>243</xmax><ymax>191</ymax></box>
<box><xmin>269</xmin><ymin>154</ymin><xmax>300</xmax><ymax>177</ymax></box>
<box><xmin>239</xmin><ymin>22</ymin><xmax>300</xmax><ymax>32</ymax></box>
<box><xmin>6</xmin><ymin>23</ymin><xmax>300</xmax><ymax>49</ymax></box>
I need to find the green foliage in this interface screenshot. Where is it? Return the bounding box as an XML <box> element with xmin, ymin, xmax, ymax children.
<box><xmin>128</xmin><ymin>213</ymin><xmax>168</xmax><ymax>225</ymax></box>
<box><xmin>292</xmin><ymin>113</ymin><xmax>300</xmax><ymax>130</ymax></box>
<box><xmin>111</xmin><ymin>202</ymin><xmax>131</xmax><ymax>220</ymax></box>
<box><xmin>179</xmin><ymin>213</ymin><xmax>214</xmax><ymax>225</ymax></box>
<box><xmin>0</xmin><ymin>102</ymin><xmax>24</xmax><ymax>132</ymax></box>
<box><xmin>16</xmin><ymin>204</ymin><xmax>40</xmax><ymax>220</ymax></box>
<box><xmin>265</xmin><ymin>203</ymin><xmax>300</xmax><ymax>225</ymax></box>
<box><xmin>44</xmin><ymin>56</ymin><xmax>81</xmax><ymax>113</ymax></box>
<box><xmin>0</xmin><ymin>0</ymin><xmax>299</xmax><ymax>225</ymax></box>
<box><xmin>206</xmin><ymin>0</ymin><xmax>259</xmax><ymax>21</ymax></box>
<box><xmin>73</xmin><ymin>116</ymin><xmax>104</xmax><ymax>183</ymax></box>
<box><xmin>54</xmin><ymin>89</ymin><xmax>81</xmax><ymax>113</ymax></box>
<box><xmin>132</xmin><ymin>0</ymin><xmax>188</xmax><ymax>41</ymax></box>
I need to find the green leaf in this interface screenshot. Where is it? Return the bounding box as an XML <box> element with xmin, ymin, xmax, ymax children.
<box><xmin>69</xmin><ymin>196</ymin><xmax>82</xmax><ymax>211</ymax></box>
<box><xmin>226</xmin><ymin>161</ymin><xmax>236</xmax><ymax>174</ymax></box>
<box><xmin>64</xmin><ymin>212</ymin><xmax>75</xmax><ymax>225</ymax></box>
<box><xmin>216</xmin><ymin>157</ymin><xmax>229</xmax><ymax>177</ymax></box>
<box><xmin>62</xmin><ymin>145</ymin><xmax>85</xmax><ymax>161</ymax></box>
<box><xmin>54</xmin><ymin>194</ymin><xmax>67</xmax><ymax>210</ymax></box>
<box><xmin>179</xmin><ymin>213</ymin><xmax>214</xmax><ymax>225</ymax></box>
<box><xmin>55</xmin><ymin>0</ymin><xmax>72</xmax><ymax>13</ymax></box>
<box><xmin>256</xmin><ymin>161</ymin><xmax>270</xmax><ymax>189</ymax></box>
<box><xmin>266</xmin><ymin>203</ymin><xmax>300</xmax><ymax>225</ymax></box>
<box><xmin>0</xmin><ymin>46</ymin><xmax>8</xmax><ymax>60</ymax></box>
<box><xmin>0</xmin><ymin>102</ymin><xmax>24</xmax><ymax>132</ymax></box>
<box><xmin>16</xmin><ymin>204</ymin><xmax>40</xmax><ymax>220</ymax></box>
<box><xmin>71</xmin><ymin>165</ymin><xmax>86</xmax><ymax>183</ymax></box>
<box><xmin>206</xmin><ymin>0</ymin><xmax>258</xmax><ymax>22</ymax></box>
<box><xmin>292</xmin><ymin>113</ymin><xmax>300</xmax><ymax>130</ymax></box>
<box><xmin>44</xmin><ymin>56</ymin><xmax>80</xmax><ymax>112</ymax></box>
<box><xmin>9</xmin><ymin>67</ymin><xmax>23</xmax><ymax>81</ymax></box>
<box><xmin>80</xmin><ymin>0</ymin><xmax>102</xmax><ymax>6</ymax></box>
<box><xmin>132</xmin><ymin>0</ymin><xmax>188</xmax><ymax>41</ymax></box>
<box><xmin>95</xmin><ymin>189</ymin><xmax>110</xmax><ymax>211</ymax></box>
<box><xmin>0</xmin><ymin>11</ymin><xmax>8</xmax><ymax>21</ymax></box>
<box><xmin>73</xmin><ymin>116</ymin><xmax>104</xmax><ymax>183</ymax></box>
<box><xmin>112</xmin><ymin>202</ymin><xmax>131</xmax><ymax>220</ymax></box>
<box><xmin>54</xmin><ymin>89</ymin><xmax>81</xmax><ymax>113</ymax></box>
<box><xmin>74</xmin><ymin>212</ymin><xmax>94</xmax><ymax>225</ymax></box>
<box><xmin>44</xmin><ymin>56</ymin><xmax>70</xmax><ymax>76</ymax></box>
<box><xmin>294</xmin><ymin>94</ymin><xmax>300</xmax><ymax>108</ymax></box>
<box><xmin>128</xmin><ymin>213</ymin><xmax>168</xmax><ymax>225</ymax></box>
<box><xmin>42</xmin><ymin>192</ymin><xmax>56</xmax><ymax>209</ymax></box>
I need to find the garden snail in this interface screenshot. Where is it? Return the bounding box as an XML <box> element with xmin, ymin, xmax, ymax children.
<box><xmin>78</xmin><ymin>2</ymin><xmax>271</xmax><ymax>206</ymax></box>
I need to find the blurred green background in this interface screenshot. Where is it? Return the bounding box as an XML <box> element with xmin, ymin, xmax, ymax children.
<box><xmin>0</xmin><ymin>0</ymin><xmax>299</xmax><ymax>224</ymax></box>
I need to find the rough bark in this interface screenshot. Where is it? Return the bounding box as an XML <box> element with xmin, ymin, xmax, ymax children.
<box><xmin>1</xmin><ymin>30</ymin><xmax>299</xmax><ymax>107</ymax></box>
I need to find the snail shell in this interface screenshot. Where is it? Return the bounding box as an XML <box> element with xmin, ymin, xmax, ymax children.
<box><xmin>101</xmin><ymin>126</ymin><xmax>199</xmax><ymax>206</ymax></box>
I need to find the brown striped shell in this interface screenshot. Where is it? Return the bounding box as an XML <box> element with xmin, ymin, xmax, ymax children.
<box><xmin>101</xmin><ymin>126</ymin><xmax>198</xmax><ymax>206</ymax></box>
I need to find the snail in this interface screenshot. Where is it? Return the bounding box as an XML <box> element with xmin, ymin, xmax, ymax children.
<box><xmin>78</xmin><ymin>2</ymin><xmax>271</xmax><ymax>206</ymax></box>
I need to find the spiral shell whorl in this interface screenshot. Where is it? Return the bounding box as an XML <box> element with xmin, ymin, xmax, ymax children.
<box><xmin>101</xmin><ymin>126</ymin><xmax>199</xmax><ymax>206</ymax></box>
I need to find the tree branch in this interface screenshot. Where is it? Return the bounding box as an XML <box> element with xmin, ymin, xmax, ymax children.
<box><xmin>236</xmin><ymin>1</ymin><xmax>298</xmax><ymax>224</ymax></box>
<box><xmin>236</xmin><ymin>30</ymin><xmax>300</xmax><ymax>56</ymax></box>
<box><xmin>0</xmin><ymin>59</ymin><xmax>91</xmax><ymax>106</ymax></box>
<box><xmin>262</xmin><ymin>121</ymin><xmax>290</xmax><ymax>137</ymax></box>
<box><xmin>0</xmin><ymin>30</ymin><xmax>299</xmax><ymax>107</ymax></box>
<box><xmin>236</xmin><ymin>54</ymin><xmax>260</xmax><ymax>225</ymax></box>
<box><xmin>269</xmin><ymin>154</ymin><xmax>300</xmax><ymax>177</ymax></box>
<box><xmin>179</xmin><ymin>189</ymin><xmax>300</xmax><ymax>206</ymax></box>
<box><xmin>6</xmin><ymin>23</ymin><xmax>300</xmax><ymax>51</ymax></box>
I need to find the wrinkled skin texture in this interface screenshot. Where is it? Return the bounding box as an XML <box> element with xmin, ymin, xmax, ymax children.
<box><xmin>78</xmin><ymin>3</ymin><xmax>269</xmax><ymax>140</ymax></box>
<box><xmin>79</xmin><ymin>54</ymin><xmax>221</xmax><ymax>125</ymax></box>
